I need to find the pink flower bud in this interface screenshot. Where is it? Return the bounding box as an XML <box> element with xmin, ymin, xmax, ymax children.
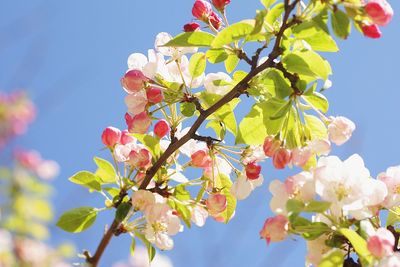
<box><xmin>191</xmin><ymin>149</ymin><xmax>212</xmax><ymax>168</ymax></box>
<box><xmin>260</xmin><ymin>215</ymin><xmax>289</xmax><ymax>244</ymax></box>
<box><xmin>361</xmin><ymin>23</ymin><xmax>382</xmax><ymax>39</ymax></box>
<box><xmin>121</xmin><ymin>70</ymin><xmax>148</xmax><ymax>94</ymax></box>
<box><xmin>183</xmin><ymin>22</ymin><xmax>201</xmax><ymax>32</ymax></box>
<box><xmin>328</xmin><ymin>116</ymin><xmax>356</xmax><ymax>145</ymax></box>
<box><xmin>129</xmin><ymin>148</ymin><xmax>152</xmax><ymax>169</ymax></box>
<box><xmin>146</xmin><ymin>87</ymin><xmax>164</xmax><ymax>104</ymax></box>
<box><xmin>291</xmin><ymin>146</ymin><xmax>312</xmax><ymax>167</ymax></box>
<box><xmin>120</xmin><ymin>130</ymin><xmax>135</xmax><ymax>145</ymax></box>
<box><xmin>206</xmin><ymin>193</ymin><xmax>227</xmax><ymax>214</ymax></box>
<box><xmin>272</xmin><ymin>148</ymin><xmax>291</xmax><ymax>169</ymax></box>
<box><xmin>245</xmin><ymin>162</ymin><xmax>261</xmax><ymax>180</ymax></box>
<box><xmin>212</xmin><ymin>0</ymin><xmax>231</xmax><ymax>11</ymax></box>
<box><xmin>14</xmin><ymin>149</ymin><xmax>42</xmax><ymax>171</ymax></box>
<box><xmin>365</xmin><ymin>0</ymin><xmax>393</xmax><ymax>26</ymax></box>
<box><xmin>125</xmin><ymin>112</ymin><xmax>152</xmax><ymax>134</ymax></box>
<box><xmin>192</xmin><ymin>0</ymin><xmax>213</xmax><ymax>22</ymax></box>
<box><xmin>263</xmin><ymin>136</ymin><xmax>280</xmax><ymax>157</ymax></box>
<box><xmin>209</xmin><ymin>12</ymin><xmax>222</xmax><ymax>30</ymax></box>
<box><xmin>367</xmin><ymin>228</ymin><xmax>395</xmax><ymax>258</ymax></box>
<box><xmin>101</xmin><ymin>127</ymin><xmax>121</xmax><ymax>148</ymax></box>
<box><xmin>154</xmin><ymin>120</ymin><xmax>170</xmax><ymax>139</ymax></box>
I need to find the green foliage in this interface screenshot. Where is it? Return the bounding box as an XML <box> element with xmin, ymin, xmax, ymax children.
<box><xmin>116</xmin><ymin>202</ymin><xmax>131</xmax><ymax>223</ymax></box>
<box><xmin>292</xmin><ymin>21</ymin><xmax>339</xmax><ymax>52</ymax></box>
<box><xmin>302</xmin><ymin>92</ymin><xmax>329</xmax><ymax>113</ymax></box>
<box><xmin>339</xmin><ymin>228</ymin><xmax>373</xmax><ymax>265</ymax></box>
<box><xmin>164</xmin><ymin>32</ymin><xmax>215</xmax><ymax>47</ymax></box>
<box><xmin>319</xmin><ymin>249</ymin><xmax>344</xmax><ymax>267</ymax></box>
<box><xmin>94</xmin><ymin>157</ymin><xmax>117</xmax><ymax>184</ymax></box>
<box><xmin>206</xmin><ymin>49</ymin><xmax>229</xmax><ymax>64</ymax></box>
<box><xmin>224</xmin><ymin>54</ymin><xmax>240</xmax><ymax>73</ymax></box>
<box><xmin>189</xmin><ymin>52</ymin><xmax>207</xmax><ymax>78</ymax></box>
<box><xmin>69</xmin><ymin>171</ymin><xmax>101</xmax><ymax>191</ymax></box>
<box><xmin>211</xmin><ymin>21</ymin><xmax>254</xmax><ymax>48</ymax></box>
<box><xmin>331</xmin><ymin>9</ymin><xmax>351</xmax><ymax>39</ymax></box>
<box><xmin>180</xmin><ymin>102</ymin><xmax>196</xmax><ymax>117</ymax></box>
<box><xmin>56</xmin><ymin>207</ymin><xmax>98</xmax><ymax>233</ymax></box>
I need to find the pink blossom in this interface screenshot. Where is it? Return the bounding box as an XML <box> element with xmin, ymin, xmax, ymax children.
<box><xmin>245</xmin><ymin>162</ymin><xmax>261</xmax><ymax>180</ymax></box>
<box><xmin>367</xmin><ymin>228</ymin><xmax>395</xmax><ymax>258</ymax></box>
<box><xmin>121</xmin><ymin>70</ymin><xmax>148</xmax><ymax>94</ymax></box>
<box><xmin>131</xmin><ymin>190</ymin><xmax>156</xmax><ymax>211</ymax></box>
<box><xmin>191</xmin><ymin>149</ymin><xmax>212</xmax><ymax>168</ymax></box>
<box><xmin>263</xmin><ymin>136</ymin><xmax>280</xmax><ymax>157</ymax></box>
<box><xmin>192</xmin><ymin>0</ymin><xmax>213</xmax><ymax>22</ymax></box>
<box><xmin>209</xmin><ymin>12</ymin><xmax>222</xmax><ymax>30</ymax></box>
<box><xmin>291</xmin><ymin>146</ymin><xmax>312</xmax><ymax>167</ymax></box>
<box><xmin>191</xmin><ymin>205</ymin><xmax>208</xmax><ymax>227</ymax></box>
<box><xmin>328</xmin><ymin>116</ymin><xmax>356</xmax><ymax>145</ymax></box>
<box><xmin>154</xmin><ymin>120</ymin><xmax>170</xmax><ymax>139</ymax></box>
<box><xmin>125</xmin><ymin>112</ymin><xmax>152</xmax><ymax>134</ymax></box>
<box><xmin>124</xmin><ymin>90</ymin><xmax>148</xmax><ymax>115</ymax></box>
<box><xmin>146</xmin><ymin>87</ymin><xmax>164</xmax><ymax>104</ymax></box>
<box><xmin>212</xmin><ymin>0</ymin><xmax>231</xmax><ymax>11</ymax></box>
<box><xmin>101</xmin><ymin>126</ymin><xmax>122</xmax><ymax>148</ymax></box>
<box><xmin>259</xmin><ymin>215</ymin><xmax>289</xmax><ymax>244</ymax></box>
<box><xmin>120</xmin><ymin>130</ymin><xmax>135</xmax><ymax>145</ymax></box>
<box><xmin>129</xmin><ymin>148</ymin><xmax>152</xmax><ymax>169</ymax></box>
<box><xmin>362</xmin><ymin>23</ymin><xmax>382</xmax><ymax>39</ymax></box>
<box><xmin>36</xmin><ymin>160</ymin><xmax>59</xmax><ymax>180</ymax></box>
<box><xmin>206</xmin><ymin>193</ymin><xmax>227</xmax><ymax>214</ymax></box>
<box><xmin>378</xmin><ymin>166</ymin><xmax>400</xmax><ymax>208</ymax></box>
<box><xmin>272</xmin><ymin>148</ymin><xmax>291</xmax><ymax>169</ymax></box>
<box><xmin>365</xmin><ymin>0</ymin><xmax>393</xmax><ymax>26</ymax></box>
<box><xmin>14</xmin><ymin>149</ymin><xmax>42</xmax><ymax>171</ymax></box>
<box><xmin>183</xmin><ymin>22</ymin><xmax>201</xmax><ymax>32</ymax></box>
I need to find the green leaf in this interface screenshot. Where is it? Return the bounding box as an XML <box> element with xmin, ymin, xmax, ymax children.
<box><xmin>252</xmin><ymin>10</ymin><xmax>268</xmax><ymax>35</ymax></box>
<box><xmin>265</xmin><ymin>3</ymin><xmax>284</xmax><ymax>26</ymax></box>
<box><xmin>331</xmin><ymin>9</ymin><xmax>351</xmax><ymax>40</ymax></box>
<box><xmin>304</xmin><ymin>200</ymin><xmax>331</xmax><ymax>213</ymax></box>
<box><xmin>302</xmin><ymin>92</ymin><xmax>329</xmax><ymax>113</ymax></box>
<box><xmin>56</xmin><ymin>207</ymin><xmax>97</xmax><ymax>233</ymax></box>
<box><xmin>94</xmin><ymin>157</ymin><xmax>117</xmax><ymax>184</ymax></box>
<box><xmin>174</xmin><ymin>185</ymin><xmax>191</xmax><ymax>201</ymax></box>
<box><xmin>270</xmin><ymin>100</ymin><xmax>292</xmax><ymax>120</ymax></box>
<box><xmin>69</xmin><ymin>171</ymin><xmax>101</xmax><ymax>191</ymax></box>
<box><xmin>224</xmin><ymin>54</ymin><xmax>239</xmax><ymax>73</ymax></box>
<box><xmin>255</xmin><ymin>69</ymin><xmax>292</xmax><ymax>99</ymax></box>
<box><xmin>180</xmin><ymin>102</ymin><xmax>196</xmax><ymax>117</ymax></box>
<box><xmin>236</xmin><ymin>98</ymin><xmax>287</xmax><ymax>145</ymax></box>
<box><xmin>217</xmin><ymin>174</ymin><xmax>236</xmax><ymax>223</ymax></box>
<box><xmin>304</xmin><ymin>114</ymin><xmax>328</xmax><ymax>140</ymax></box>
<box><xmin>286</xmin><ymin>199</ymin><xmax>305</xmax><ymax>213</ymax></box>
<box><xmin>282</xmin><ymin>51</ymin><xmax>331</xmax><ymax>81</ymax></box>
<box><xmin>206</xmin><ymin>49</ymin><xmax>228</xmax><ymax>64</ymax></box>
<box><xmin>339</xmin><ymin>228</ymin><xmax>373</xmax><ymax>265</ymax></box>
<box><xmin>319</xmin><ymin>249</ymin><xmax>344</xmax><ymax>267</ymax></box>
<box><xmin>301</xmin><ymin>222</ymin><xmax>330</xmax><ymax>240</ymax></box>
<box><xmin>189</xmin><ymin>52</ymin><xmax>206</xmax><ymax>78</ymax></box>
<box><xmin>174</xmin><ymin>201</ymin><xmax>192</xmax><ymax>228</ymax></box>
<box><xmin>292</xmin><ymin>21</ymin><xmax>339</xmax><ymax>52</ymax></box>
<box><xmin>115</xmin><ymin>202</ymin><xmax>131</xmax><ymax>222</ymax></box>
<box><xmin>163</xmin><ymin>31</ymin><xmax>215</xmax><ymax>47</ymax></box>
<box><xmin>212</xmin><ymin>21</ymin><xmax>254</xmax><ymax>48</ymax></box>
<box><xmin>261</xmin><ymin>0</ymin><xmax>277</xmax><ymax>8</ymax></box>
<box><xmin>387</xmin><ymin>207</ymin><xmax>400</xmax><ymax>227</ymax></box>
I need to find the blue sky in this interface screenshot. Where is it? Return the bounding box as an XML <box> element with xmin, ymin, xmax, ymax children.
<box><xmin>1</xmin><ymin>0</ymin><xmax>399</xmax><ymax>266</ymax></box>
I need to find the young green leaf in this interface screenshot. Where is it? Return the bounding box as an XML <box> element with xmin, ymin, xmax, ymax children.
<box><xmin>189</xmin><ymin>52</ymin><xmax>206</xmax><ymax>78</ymax></box>
<box><xmin>303</xmin><ymin>200</ymin><xmax>331</xmax><ymax>213</ymax></box>
<box><xmin>224</xmin><ymin>54</ymin><xmax>240</xmax><ymax>73</ymax></box>
<box><xmin>56</xmin><ymin>207</ymin><xmax>98</xmax><ymax>233</ymax></box>
<box><xmin>261</xmin><ymin>0</ymin><xmax>277</xmax><ymax>8</ymax></box>
<box><xmin>180</xmin><ymin>102</ymin><xmax>196</xmax><ymax>117</ymax></box>
<box><xmin>304</xmin><ymin>114</ymin><xmax>328</xmax><ymax>140</ymax></box>
<box><xmin>163</xmin><ymin>32</ymin><xmax>215</xmax><ymax>47</ymax></box>
<box><xmin>292</xmin><ymin>21</ymin><xmax>339</xmax><ymax>52</ymax></box>
<box><xmin>69</xmin><ymin>171</ymin><xmax>101</xmax><ymax>191</ymax></box>
<box><xmin>302</xmin><ymin>92</ymin><xmax>329</xmax><ymax>113</ymax></box>
<box><xmin>319</xmin><ymin>249</ymin><xmax>344</xmax><ymax>267</ymax></box>
<box><xmin>339</xmin><ymin>228</ymin><xmax>373</xmax><ymax>265</ymax></box>
<box><xmin>115</xmin><ymin>202</ymin><xmax>131</xmax><ymax>222</ymax></box>
<box><xmin>331</xmin><ymin>9</ymin><xmax>351</xmax><ymax>40</ymax></box>
<box><xmin>212</xmin><ymin>21</ymin><xmax>254</xmax><ymax>48</ymax></box>
<box><xmin>206</xmin><ymin>49</ymin><xmax>228</xmax><ymax>64</ymax></box>
<box><xmin>94</xmin><ymin>157</ymin><xmax>117</xmax><ymax>184</ymax></box>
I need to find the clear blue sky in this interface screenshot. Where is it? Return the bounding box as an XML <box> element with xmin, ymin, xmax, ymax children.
<box><xmin>1</xmin><ymin>1</ymin><xmax>399</xmax><ymax>266</ymax></box>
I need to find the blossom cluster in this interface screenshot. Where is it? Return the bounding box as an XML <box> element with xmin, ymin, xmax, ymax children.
<box><xmin>261</xmin><ymin>154</ymin><xmax>400</xmax><ymax>266</ymax></box>
<box><xmin>0</xmin><ymin>91</ymin><xmax>35</xmax><ymax>149</ymax></box>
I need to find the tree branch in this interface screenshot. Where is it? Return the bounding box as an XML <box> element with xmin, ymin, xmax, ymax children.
<box><xmin>87</xmin><ymin>1</ymin><xmax>301</xmax><ymax>266</ymax></box>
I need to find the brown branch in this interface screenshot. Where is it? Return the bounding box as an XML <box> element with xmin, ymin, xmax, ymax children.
<box><xmin>273</xmin><ymin>62</ymin><xmax>302</xmax><ymax>95</ymax></box>
<box><xmin>87</xmin><ymin>1</ymin><xmax>301</xmax><ymax>266</ymax></box>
